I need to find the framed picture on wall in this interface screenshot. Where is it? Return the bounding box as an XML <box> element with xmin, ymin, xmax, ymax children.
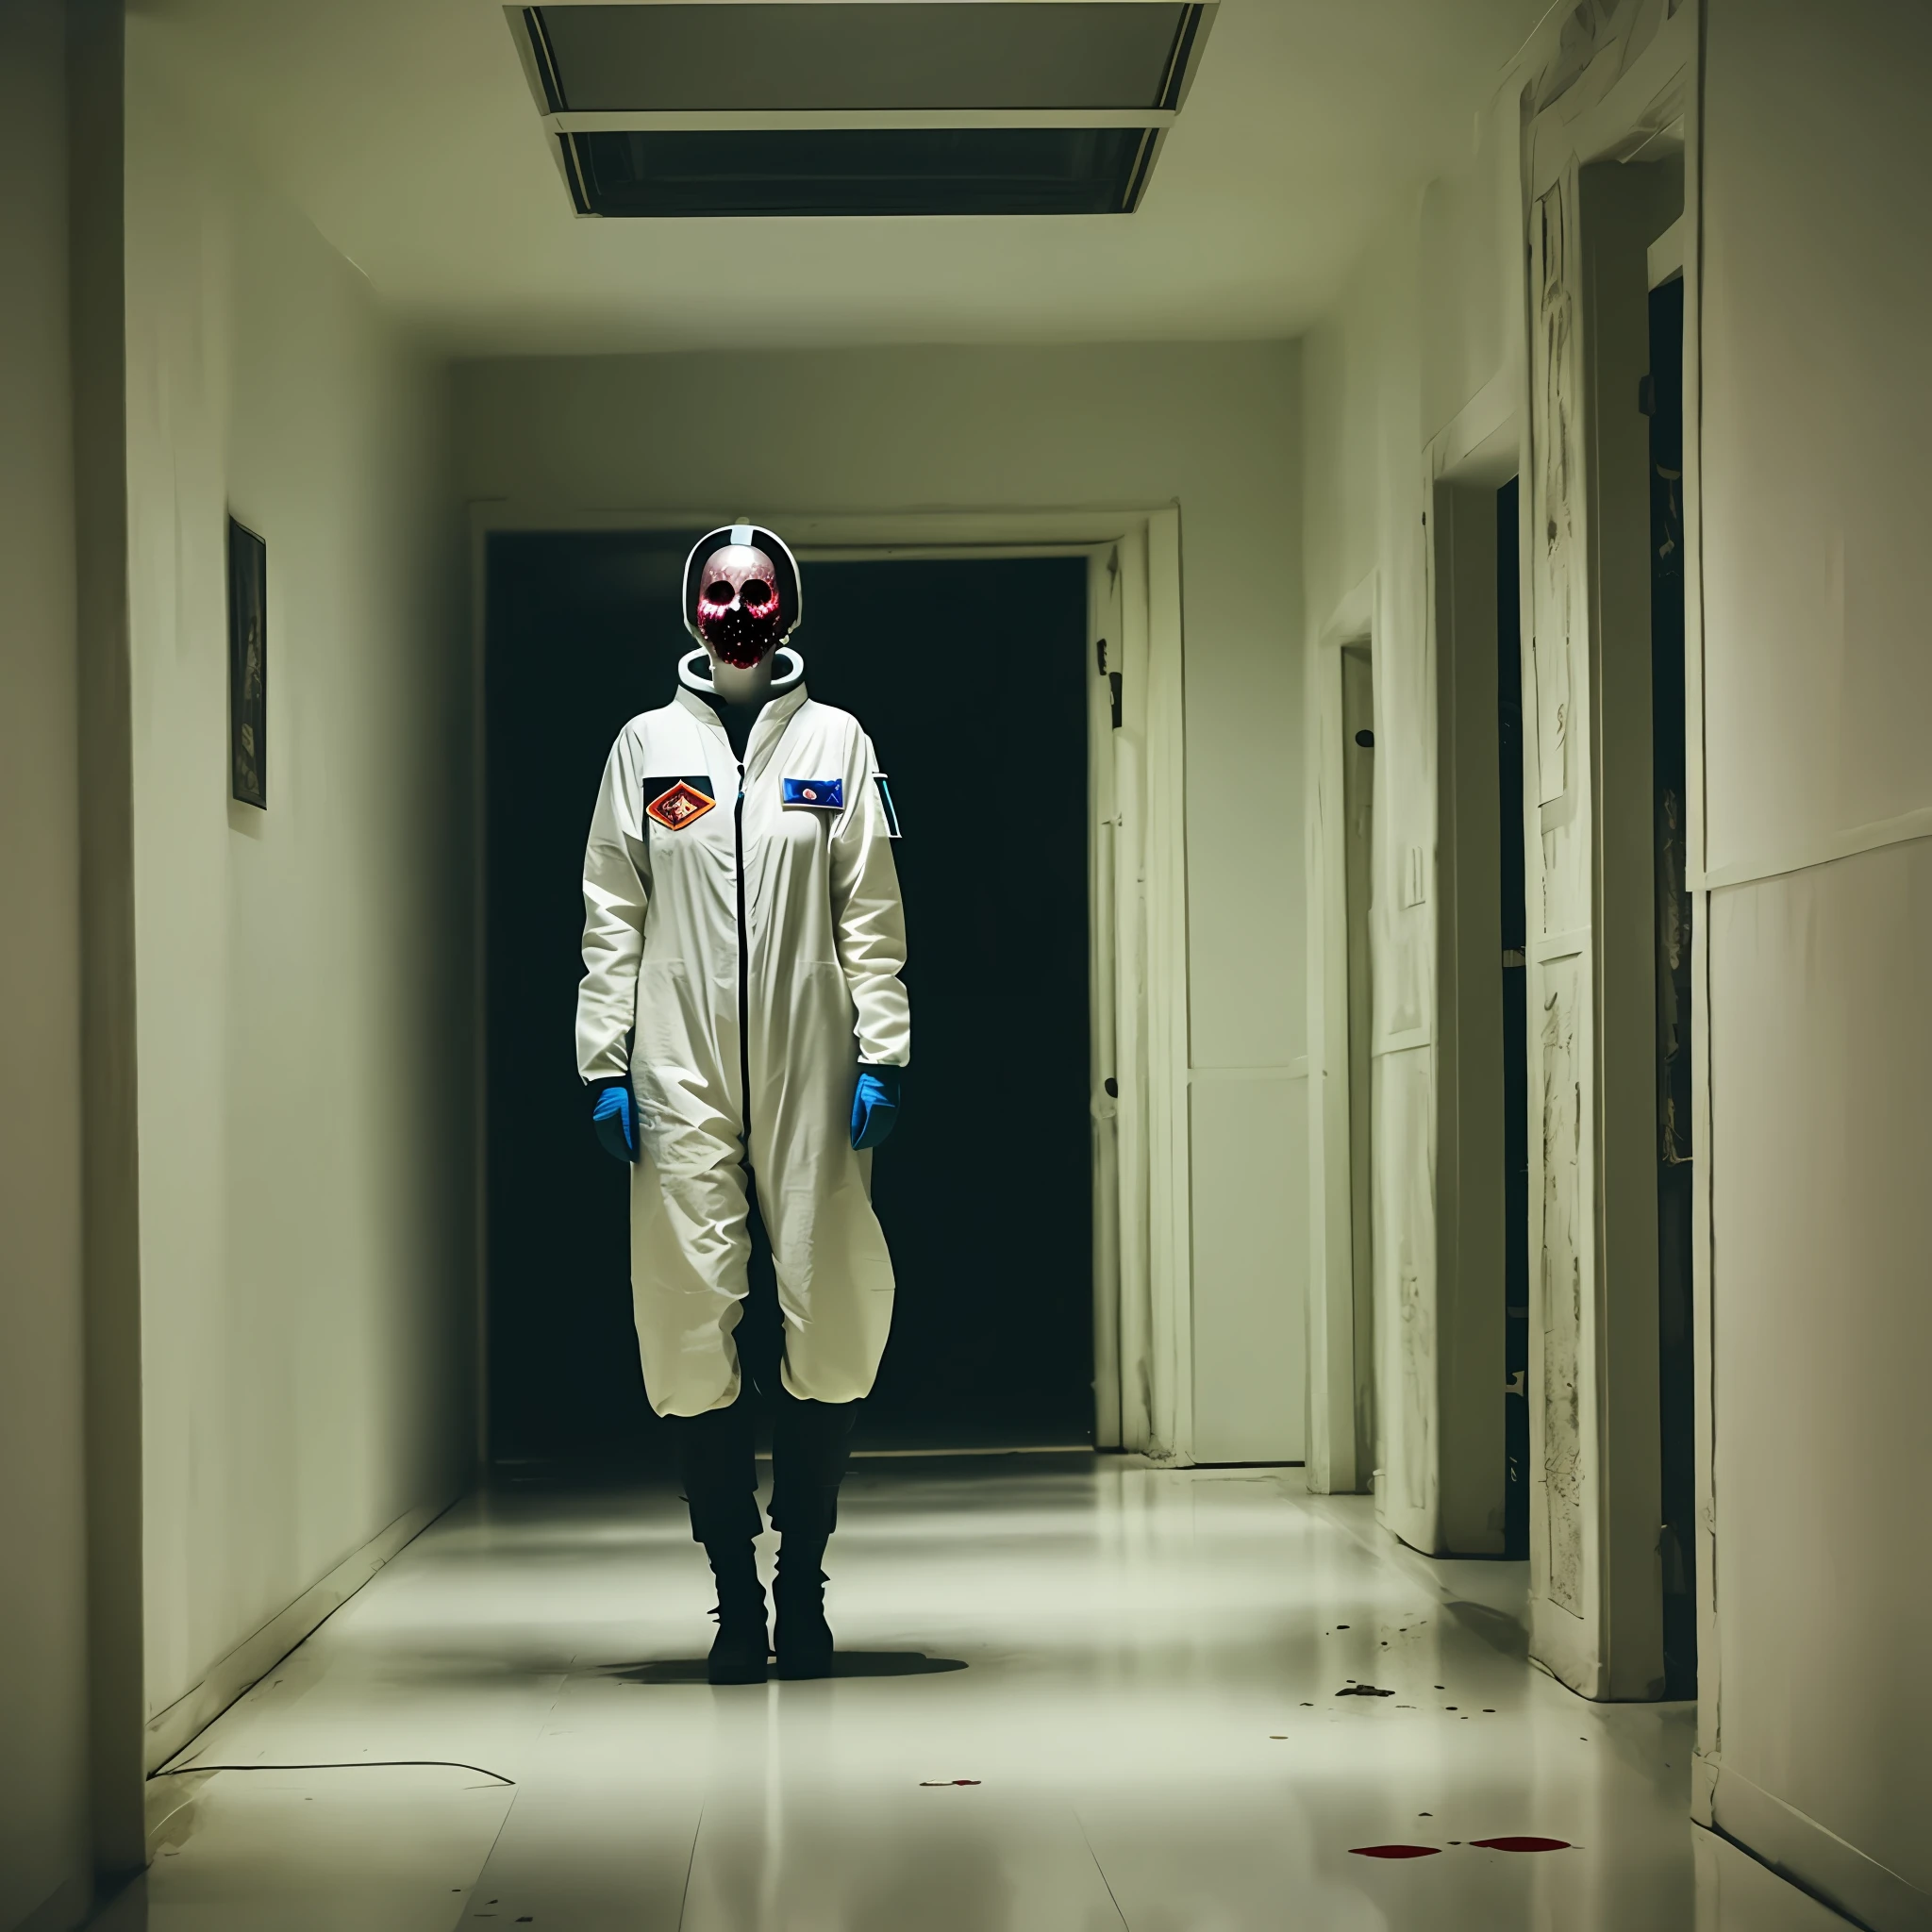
<box><xmin>227</xmin><ymin>516</ymin><xmax>267</xmax><ymax>808</ymax></box>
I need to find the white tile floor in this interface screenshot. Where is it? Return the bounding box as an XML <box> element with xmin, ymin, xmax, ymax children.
<box><xmin>133</xmin><ymin>1456</ymin><xmax>1846</xmax><ymax>1930</ymax></box>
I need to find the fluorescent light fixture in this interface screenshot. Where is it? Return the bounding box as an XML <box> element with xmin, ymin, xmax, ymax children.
<box><xmin>523</xmin><ymin>4</ymin><xmax>1208</xmax><ymax>113</ymax></box>
<box><xmin>509</xmin><ymin>2</ymin><xmax>1214</xmax><ymax>217</ymax></box>
<box><xmin>558</xmin><ymin>124</ymin><xmax>1158</xmax><ymax>217</ymax></box>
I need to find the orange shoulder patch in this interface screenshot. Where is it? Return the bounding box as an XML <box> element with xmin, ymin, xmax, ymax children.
<box><xmin>645</xmin><ymin>779</ymin><xmax>716</xmax><ymax>830</ymax></box>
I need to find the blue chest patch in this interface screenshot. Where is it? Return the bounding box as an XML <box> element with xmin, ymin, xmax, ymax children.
<box><xmin>781</xmin><ymin>776</ymin><xmax>843</xmax><ymax>809</ymax></box>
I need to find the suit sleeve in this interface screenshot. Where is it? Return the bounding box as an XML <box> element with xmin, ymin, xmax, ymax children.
<box><xmin>576</xmin><ymin>731</ymin><xmax>649</xmax><ymax>1083</ymax></box>
<box><xmin>830</xmin><ymin>733</ymin><xmax>910</xmax><ymax>1067</ymax></box>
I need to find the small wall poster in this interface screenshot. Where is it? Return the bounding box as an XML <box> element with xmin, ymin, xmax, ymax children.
<box><xmin>227</xmin><ymin>517</ymin><xmax>267</xmax><ymax>808</ymax></box>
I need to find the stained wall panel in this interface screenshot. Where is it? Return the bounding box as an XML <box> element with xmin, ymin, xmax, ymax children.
<box><xmin>1373</xmin><ymin>1045</ymin><xmax>1437</xmax><ymax>1541</ymax></box>
<box><xmin>1529</xmin><ymin>177</ymin><xmax>1577</xmax><ymax>815</ymax></box>
<box><xmin>1523</xmin><ymin>156</ymin><xmax>1602</xmax><ymax>1679</ymax></box>
<box><xmin>1535</xmin><ymin>952</ymin><xmax>1585</xmax><ymax>1620</ymax></box>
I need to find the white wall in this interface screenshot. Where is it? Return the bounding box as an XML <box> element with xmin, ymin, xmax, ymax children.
<box><xmin>1299</xmin><ymin>81</ymin><xmax>1522</xmax><ymax>1538</ymax></box>
<box><xmin>1698</xmin><ymin>2</ymin><xmax>1932</xmax><ymax>1923</ymax></box>
<box><xmin>1299</xmin><ymin>209</ymin><xmax>1428</xmax><ymax>1521</ymax></box>
<box><xmin>454</xmin><ymin>341</ymin><xmax>1307</xmax><ymax>1463</ymax></box>
<box><xmin>1301</xmin><ymin>0</ymin><xmax>1932</xmax><ymax>1917</ymax></box>
<box><xmin>124</xmin><ymin>24</ymin><xmax>475</xmax><ymax>1732</ymax></box>
<box><xmin>1297</xmin><ymin>0</ymin><xmax>1699</xmax><ymax>1619</ymax></box>
<box><xmin>0</xmin><ymin>6</ymin><xmax>92</xmax><ymax>1925</ymax></box>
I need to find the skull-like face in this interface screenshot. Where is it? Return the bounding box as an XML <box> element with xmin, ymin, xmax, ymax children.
<box><xmin>693</xmin><ymin>543</ymin><xmax>784</xmax><ymax>668</ymax></box>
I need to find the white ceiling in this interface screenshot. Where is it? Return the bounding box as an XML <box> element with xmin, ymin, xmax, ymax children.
<box><xmin>138</xmin><ymin>0</ymin><xmax>1550</xmax><ymax>357</ymax></box>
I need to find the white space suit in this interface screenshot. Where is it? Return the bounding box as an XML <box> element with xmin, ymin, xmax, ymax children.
<box><xmin>575</xmin><ymin>553</ymin><xmax>909</xmax><ymax>1420</ymax></box>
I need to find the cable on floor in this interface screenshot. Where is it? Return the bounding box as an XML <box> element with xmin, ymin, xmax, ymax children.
<box><xmin>150</xmin><ymin>1760</ymin><xmax>515</xmax><ymax>1786</ymax></box>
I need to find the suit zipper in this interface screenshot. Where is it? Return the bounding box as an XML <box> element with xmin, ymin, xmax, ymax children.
<box><xmin>735</xmin><ymin>758</ymin><xmax>751</xmax><ymax>1141</ymax></box>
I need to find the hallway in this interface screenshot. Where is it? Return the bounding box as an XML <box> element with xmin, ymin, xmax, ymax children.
<box><xmin>8</xmin><ymin>5</ymin><xmax>1931</xmax><ymax>1927</ymax></box>
<box><xmin>140</xmin><ymin>1459</ymin><xmax>1828</xmax><ymax>1930</ymax></box>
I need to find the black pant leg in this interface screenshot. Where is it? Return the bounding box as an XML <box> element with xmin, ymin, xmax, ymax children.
<box><xmin>769</xmin><ymin>1388</ymin><xmax>859</xmax><ymax>1543</ymax></box>
<box><xmin>666</xmin><ymin>1396</ymin><xmax>761</xmax><ymax>1547</ymax></box>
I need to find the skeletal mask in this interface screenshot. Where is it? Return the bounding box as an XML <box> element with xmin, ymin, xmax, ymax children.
<box><xmin>693</xmin><ymin>543</ymin><xmax>784</xmax><ymax>668</ymax></box>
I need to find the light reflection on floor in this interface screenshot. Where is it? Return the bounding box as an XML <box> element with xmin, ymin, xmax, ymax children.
<box><xmin>128</xmin><ymin>1457</ymin><xmax>1845</xmax><ymax>1929</ymax></box>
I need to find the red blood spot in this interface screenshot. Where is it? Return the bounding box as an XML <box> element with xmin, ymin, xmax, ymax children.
<box><xmin>1349</xmin><ymin>1844</ymin><xmax>1442</xmax><ymax>1859</ymax></box>
<box><xmin>1471</xmin><ymin>1836</ymin><xmax>1573</xmax><ymax>1853</ymax></box>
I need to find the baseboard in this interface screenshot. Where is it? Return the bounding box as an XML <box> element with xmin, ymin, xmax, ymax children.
<box><xmin>1710</xmin><ymin>1762</ymin><xmax>1931</xmax><ymax>1932</ymax></box>
<box><xmin>1692</xmin><ymin>1824</ymin><xmax>1864</xmax><ymax>1930</ymax></box>
<box><xmin>143</xmin><ymin>1493</ymin><xmax>457</xmax><ymax>1774</ymax></box>
<box><xmin>847</xmin><ymin>1443</ymin><xmax>1094</xmax><ymax>1459</ymax></box>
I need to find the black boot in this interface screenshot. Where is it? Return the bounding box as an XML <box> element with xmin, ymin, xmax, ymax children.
<box><xmin>770</xmin><ymin>1392</ymin><xmax>858</xmax><ymax>1680</ymax></box>
<box><xmin>665</xmin><ymin>1399</ymin><xmax>769</xmax><ymax>1684</ymax></box>
<box><xmin>704</xmin><ymin>1541</ymin><xmax>770</xmax><ymax>1685</ymax></box>
<box><xmin>774</xmin><ymin>1538</ymin><xmax>833</xmax><ymax>1679</ymax></box>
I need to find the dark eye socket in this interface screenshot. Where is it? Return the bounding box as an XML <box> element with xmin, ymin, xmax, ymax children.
<box><xmin>703</xmin><ymin>580</ymin><xmax>735</xmax><ymax>604</ymax></box>
<box><xmin>742</xmin><ymin>578</ymin><xmax>775</xmax><ymax>607</ymax></box>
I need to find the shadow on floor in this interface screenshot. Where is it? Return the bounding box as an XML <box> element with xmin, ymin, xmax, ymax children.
<box><xmin>1442</xmin><ymin>1598</ymin><xmax>1531</xmax><ymax>1662</ymax></box>
<box><xmin>602</xmin><ymin>1653</ymin><xmax>969</xmax><ymax>1685</ymax></box>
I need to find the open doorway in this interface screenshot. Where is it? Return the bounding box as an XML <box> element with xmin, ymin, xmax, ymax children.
<box><xmin>806</xmin><ymin>558</ymin><xmax>1092</xmax><ymax>1448</ymax></box>
<box><xmin>1646</xmin><ymin>269</ymin><xmax>1695</xmax><ymax>1699</ymax></box>
<box><xmin>1497</xmin><ymin>475</ymin><xmax>1531</xmax><ymax>1559</ymax></box>
<box><xmin>482</xmin><ymin>535</ymin><xmax>1094</xmax><ymax>1469</ymax></box>
<box><xmin>1340</xmin><ymin>644</ymin><xmax>1376</xmax><ymax>1487</ymax></box>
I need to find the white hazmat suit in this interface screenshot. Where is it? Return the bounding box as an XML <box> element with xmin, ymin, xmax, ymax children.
<box><xmin>576</xmin><ymin>624</ymin><xmax>909</xmax><ymax>1420</ymax></box>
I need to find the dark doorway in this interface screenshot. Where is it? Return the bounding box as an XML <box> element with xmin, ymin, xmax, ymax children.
<box><xmin>484</xmin><ymin>536</ymin><xmax>1093</xmax><ymax>1470</ymax></box>
<box><xmin>1496</xmin><ymin>476</ymin><xmax>1531</xmax><ymax>1561</ymax></box>
<box><xmin>1646</xmin><ymin>275</ymin><xmax>1696</xmax><ymax>1698</ymax></box>
<box><xmin>1339</xmin><ymin>645</ymin><xmax>1376</xmax><ymax>1485</ymax></box>
<box><xmin>809</xmin><ymin>559</ymin><xmax>1092</xmax><ymax>1447</ymax></box>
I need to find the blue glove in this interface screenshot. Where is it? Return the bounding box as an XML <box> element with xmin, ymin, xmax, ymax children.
<box><xmin>591</xmin><ymin>1079</ymin><xmax>638</xmax><ymax>1164</ymax></box>
<box><xmin>850</xmin><ymin>1065</ymin><xmax>903</xmax><ymax>1151</ymax></box>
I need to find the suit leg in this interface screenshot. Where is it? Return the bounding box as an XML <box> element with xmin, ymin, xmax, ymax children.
<box><xmin>629</xmin><ymin>1143</ymin><xmax>755</xmax><ymax>1418</ymax></box>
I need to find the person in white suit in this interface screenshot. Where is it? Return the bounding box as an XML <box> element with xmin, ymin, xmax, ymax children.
<box><xmin>576</xmin><ymin>523</ymin><xmax>908</xmax><ymax>1681</ymax></box>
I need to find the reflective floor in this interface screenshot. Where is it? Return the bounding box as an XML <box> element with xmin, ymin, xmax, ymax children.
<box><xmin>134</xmin><ymin>1457</ymin><xmax>1843</xmax><ymax>1930</ymax></box>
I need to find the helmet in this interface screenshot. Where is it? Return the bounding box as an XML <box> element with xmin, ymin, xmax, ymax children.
<box><xmin>681</xmin><ymin>522</ymin><xmax>803</xmax><ymax>664</ymax></box>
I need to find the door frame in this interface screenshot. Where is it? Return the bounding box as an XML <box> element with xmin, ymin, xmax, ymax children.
<box><xmin>1423</xmin><ymin>384</ymin><xmax>1521</xmax><ymax>1558</ymax></box>
<box><xmin>1306</xmin><ymin>389</ymin><xmax>1528</xmax><ymax>1542</ymax></box>
<box><xmin>1519</xmin><ymin>0</ymin><xmax>1701</xmax><ymax>1701</ymax></box>
<box><xmin>1338</xmin><ymin>640</ymin><xmax>1377</xmax><ymax>1497</ymax></box>
<box><xmin>1304</xmin><ymin>572</ymin><xmax>1375</xmax><ymax>1494</ymax></box>
<box><xmin>466</xmin><ymin>501</ymin><xmax>1192</xmax><ymax>1463</ymax></box>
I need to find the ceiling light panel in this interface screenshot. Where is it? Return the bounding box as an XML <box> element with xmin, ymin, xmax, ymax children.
<box><xmin>560</xmin><ymin>125</ymin><xmax>1157</xmax><ymax>217</ymax></box>
<box><xmin>510</xmin><ymin>1</ymin><xmax>1214</xmax><ymax>217</ymax></box>
<box><xmin>526</xmin><ymin>4</ymin><xmax>1204</xmax><ymax>114</ymax></box>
